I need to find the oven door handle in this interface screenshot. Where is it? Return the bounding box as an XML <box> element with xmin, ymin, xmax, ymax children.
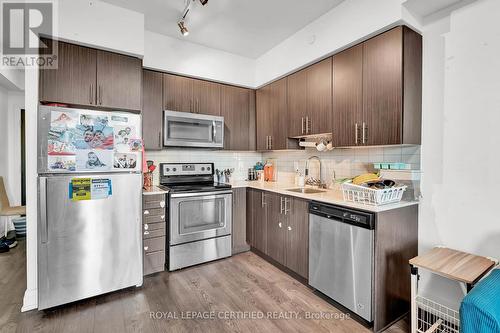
<box><xmin>170</xmin><ymin>190</ymin><xmax>233</xmax><ymax>198</ymax></box>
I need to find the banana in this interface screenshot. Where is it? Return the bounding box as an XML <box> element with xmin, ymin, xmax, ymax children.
<box><xmin>352</xmin><ymin>173</ymin><xmax>379</xmax><ymax>185</ymax></box>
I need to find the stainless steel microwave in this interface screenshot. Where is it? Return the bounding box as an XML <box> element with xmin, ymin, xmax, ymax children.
<box><xmin>163</xmin><ymin>110</ymin><xmax>224</xmax><ymax>148</ymax></box>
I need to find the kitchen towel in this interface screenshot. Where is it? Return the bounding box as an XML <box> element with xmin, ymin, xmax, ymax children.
<box><xmin>460</xmin><ymin>268</ymin><xmax>500</xmax><ymax>333</ymax></box>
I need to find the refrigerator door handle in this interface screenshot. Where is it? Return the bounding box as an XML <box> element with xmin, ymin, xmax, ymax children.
<box><xmin>40</xmin><ymin>177</ymin><xmax>48</xmax><ymax>244</ymax></box>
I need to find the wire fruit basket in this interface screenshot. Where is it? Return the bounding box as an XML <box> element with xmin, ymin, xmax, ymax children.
<box><xmin>341</xmin><ymin>181</ymin><xmax>407</xmax><ymax>205</ymax></box>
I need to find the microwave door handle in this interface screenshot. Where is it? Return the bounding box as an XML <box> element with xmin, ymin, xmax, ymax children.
<box><xmin>212</xmin><ymin>121</ymin><xmax>216</xmax><ymax>142</ymax></box>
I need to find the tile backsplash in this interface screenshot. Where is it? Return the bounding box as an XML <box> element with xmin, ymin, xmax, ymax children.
<box><xmin>145</xmin><ymin>146</ymin><xmax>420</xmax><ymax>187</ymax></box>
<box><xmin>262</xmin><ymin>146</ymin><xmax>421</xmax><ymax>186</ymax></box>
<box><xmin>145</xmin><ymin>149</ymin><xmax>262</xmax><ymax>184</ymax></box>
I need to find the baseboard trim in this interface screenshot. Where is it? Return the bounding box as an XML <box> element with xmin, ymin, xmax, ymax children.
<box><xmin>21</xmin><ymin>288</ymin><xmax>37</xmax><ymax>312</ymax></box>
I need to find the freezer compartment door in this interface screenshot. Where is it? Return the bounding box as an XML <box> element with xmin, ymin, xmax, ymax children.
<box><xmin>38</xmin><ymin>105</ymin><xmax>142</xmax><ymax>174</ymax></box>
<box><xmin>38</xmin><ymin>173</ymin><xmax>143</xmax><ymax>310</ymax></box>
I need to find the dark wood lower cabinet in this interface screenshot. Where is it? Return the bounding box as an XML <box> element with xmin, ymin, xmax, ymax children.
<box><xmin>247</xmin><ymin>189</ymin><xmax>309</xmax><ymax>279</ymax></box>
<box><xmin>266</xmin><ymin>192</ymin><xmax>286</xmax><ymax>265</ymax></box>
<box><xmin>285</xmin><ymin>197</ymin><xmax>309</xmax><ymax>279</ymax></box>
<box><xmin>232</xmin><ymin>188</ymin><xmax>250</xmax><ymax>254</ymax></box>
<box><xmin>247</xmin><ymin>189</ymin><xmax>267</xmax><ymax>254</ymax></box>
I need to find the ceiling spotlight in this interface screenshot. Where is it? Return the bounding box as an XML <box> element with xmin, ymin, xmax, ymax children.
<box><xmin>199</xmin><ymin>0</ymin><xmax>208</xmax><ymax>5</ymax></box>
<box><xmin>178</xmin><ymin>20</ymin><xmax>189</xmax><ymax>36</ymax></box>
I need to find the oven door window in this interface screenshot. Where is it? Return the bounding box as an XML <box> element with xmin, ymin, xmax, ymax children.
<box><xmin>178</xmin><ymin>197</ymin><xmax>225</xmax><ymax>234</ymax></box>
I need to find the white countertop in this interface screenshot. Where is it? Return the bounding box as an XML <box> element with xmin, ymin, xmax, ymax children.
<box><xmin>230</xmin><ymin>180</ymin><xmax>419</xmax><ymax>213</ymax></box>
<box><xmin>142</xmin><ymin>185</ymin><xmax>169</xmax><ymax>195</ymax></box>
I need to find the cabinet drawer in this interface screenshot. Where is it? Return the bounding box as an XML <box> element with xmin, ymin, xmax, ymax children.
<box><xmin>144</xmin><ymin>236</ymin><xmax>165</xmax><ymax>253</ymax></box>
<box><xmin>143</xmin><ymin>227</ymin><xmax>166</xmax><ymax>239</ymax></box>
<box><xmin>143</xmin><ymin>214</ymin><xmax>166</xmax><ymax>224</ymax></box>
<box><xmin>143</xmin><ymin>208</ymin><xmax>165</xmax><ymax>217</ymax></box>
<box><xmin>143</xmin><ymin>195</ymin><xmax>166</xmax><ymax>209</ymax></box>
<box><xmin>143</xmin><ymin>222</ymin><xmax>165</xmax><ymax>231</ymax></box>
<box><xmin>144</xmin><ymin>250</ymin><xmax>165</xmax><ymax>275</ymax></box>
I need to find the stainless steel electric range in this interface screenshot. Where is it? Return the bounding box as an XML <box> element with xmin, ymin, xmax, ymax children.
<box><xmin>159</xmin><ymin>163</ymin><xmax>232</xmax><ymax>271</ymax></box>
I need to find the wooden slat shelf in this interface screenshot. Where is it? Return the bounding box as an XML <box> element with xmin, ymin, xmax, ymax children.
<box><xmin>409</xmin><ymin>247</ymin><xmax>495</xmax><ymax>284</ymax></box>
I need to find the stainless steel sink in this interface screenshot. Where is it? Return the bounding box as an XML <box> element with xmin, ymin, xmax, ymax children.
<box><xmin>286</xmin><ymin>188</ymin><xmax>327</xmax><ymax>194</ymax></box>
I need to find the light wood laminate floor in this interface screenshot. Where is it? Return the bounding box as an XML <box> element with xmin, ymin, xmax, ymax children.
<box><xmin>0</xmin><ymin>241</ymin><xmax>408</xmax><ymax>333</ymax></box>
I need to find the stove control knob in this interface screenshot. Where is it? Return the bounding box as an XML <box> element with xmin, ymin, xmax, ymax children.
<box><xmin>201</xmin><ymin>167</ymin><xmax>205</xmax><ymax>171</ymax></box>
<box><xmin>207</xmin><ymin>166</ymin><xmax>211</xmax><ymax>171</ymax></box>
<box><xmin>173</xmin><ymin>168</ymin><xmax>177</xmax><ymax>172</ymax></box>
<box><xmin>166</xmin><ymin>168</ymin><xmax>170</xmax><ymax>172</ymax></box>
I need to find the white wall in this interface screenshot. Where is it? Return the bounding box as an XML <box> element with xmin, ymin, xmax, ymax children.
<box><xmin>419</xmin><ymin>0</ymin><xmax>500</xmax><ymax>307</ymax></box>
<box><xmin>0</xmin><ymin>87</ymin><xmax>9</xmax><ymax>182</ymax></box>
<box><xmin>57</xmin><ymin>0</ymin><xmax>144</xmax><ymax>57</ymax></box>
<box><xmin>143</xmin><ymin>31</ymin><xmax>256</xmax><ymax>88</ymax></box>
<box><xmin>254</xmin><ymin>0</ymin><xmax>409</xmax><ymax>87</ymax></box>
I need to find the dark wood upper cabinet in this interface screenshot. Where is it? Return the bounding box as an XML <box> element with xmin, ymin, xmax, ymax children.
<box><xmin>256</xmin><ymin>78</ymin><xmax>287</xmax><ymax>151</ymax></box>
<box><xmin>163</xmin><ymin>73</ymin><xmax>194</xmax><ymax>113</ymax></box>
<box><xmin>306</xmin><ymin>57</ymin><xmax>333</xmax><ymax>135</ymax></box>
<box><xmin>285</xmin><ymin>197</ymin><xmax>309</xmax><ymax>279</ymax></box>
<box><xmin>39</xmin><ymin>39</ymin><xmax>97</xmax><ymax>107</ymax></box>
<box><xmin>163</xmin><ymin>73</ymin><xmax>221</xmax><ymax>116</ymax></box>
<box><xmin>287</xmin><ymin>58</ymin><xmax>332</xmax><ymax>137</ymax></box>
<box><xmin>287</xmin><ymin>69</ymin><xmax>307</xmax><ymax>137</ymax></box>
<box><xmin>39</xmin><ymin>39</ymin><xmax>142</xmax><ymax>112</ymax></box>
<box><xmin>333</xmin><ymin>44</ymin><xmax>363</xmax><ymax>147</ymax></box>
<box><xmin>142</xmin><ymin>70</ymin><xmax>163</xmax><ymax>150</ymax></box>
<box><xmin>192</xmin><ymin>80</ymin><xmax>221</xmax><ymax>116</ymax></box>
<box><xmin>221</xmin><ymin>85</ymin><xmax>255</xmax><ymax>150</ymax></box>
<box><xmin>96</xmin><ymin>50</ymin><xmax>142</xmax><ymax>111</ymax></box>
<box><xmin>362</xmin><ymin>26</ymin><xmax>422</xmax><ymax>146</ymax></box>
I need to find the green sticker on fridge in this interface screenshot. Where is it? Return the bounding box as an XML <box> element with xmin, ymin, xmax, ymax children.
<box><xmin>70</xmin><ymin>178</ymin><xmax>91</xmax><ymax>201</ymax></box>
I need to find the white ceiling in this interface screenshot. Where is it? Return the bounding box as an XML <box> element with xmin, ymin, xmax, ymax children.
<box><xmin>101</xmin><ymin>0</ymin><xmax>345</xmax><ymax>59</ymax></box>
<box><xmin>403</xmin><ymin>0</ymin><xmax>469</xmax><ymax>17</ymax></box>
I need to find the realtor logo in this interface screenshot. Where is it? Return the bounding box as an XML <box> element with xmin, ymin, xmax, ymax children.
<box><xmin>1</xmin><ymin>1</ymin><xmax>57</xmax><ymax>68</ymax></box>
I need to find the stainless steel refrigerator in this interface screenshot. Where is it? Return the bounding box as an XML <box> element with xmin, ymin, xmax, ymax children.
<box><xmin>37</xmin><ymin>106</ymin><xmax>143</xmax><ymax>310</ymax></box>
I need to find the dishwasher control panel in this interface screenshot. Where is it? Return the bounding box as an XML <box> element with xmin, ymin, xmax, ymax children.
<box><xmin>309</xmin><ymin>202</ymin><xmax>375</xmax><ymax>229</ymax></box>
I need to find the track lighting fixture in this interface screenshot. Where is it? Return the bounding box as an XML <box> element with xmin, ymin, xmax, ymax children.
<box><xmin>177</xmin><ymin>0</ymin><xmax>208</xmax><ymax>36</ymax></box>
<box><xmin>178</xmin><ymin>20</ymin><xmax>189</xmax><ymax>36</ymax></box>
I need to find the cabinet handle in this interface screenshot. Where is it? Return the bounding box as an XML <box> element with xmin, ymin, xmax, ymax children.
<box><xmin>144</xmin><ymin>246</ymin><xmax>149</xmax><ymax>251</ymax></box>
<box><xmin>287</xmin><ymin>226</ymin><xmax>292</xmax><ymax>231</ymax></box>
<box><xmin>301</xmin><ymin>117</ymin><xmax>304</xmax><ymax>134</ymax></box>
<box><xmin>284</xmin><ymin>198</ymin><xmax>290</xmax><ymax>215</ymax></box>
<box><xmin>160</xmin><ymin>201</ymin><xmax>165</xmax><ymax>208</ymax></box>
<box><xmin>158</xmin><ymin>132</ymin><xmax>162</xmax><ymax>148</ymax></box>
<box><xmin>143</xmin><ymin>210</ymin><xmax>150</xmax><ymax>215</ymax></box>
<box><xmin>280</xmin><ymin>197</ymin><xmax>284</xmax><ymax>214</ymax></box>
<box><xmin>362</xmin><ymin>122</ymin><xmax>367</xmax><ymax>144</ymax></box>
<box><xmin>197</xmin><ymin>99</ymin><xmax>200</xmax><ymax>113</ymax></box>
<box><xmin>99</xmin><ymin>85</ymin><xmax>103</xmax><ymax>105</ymax></box>
<box><xmin>89</xmin><ymin>84</ymin><xmax>93</xmax><ymax>104</ymax></box>
<box><xmin>269</xmin><ymin>136</ymin><xmax>272</xmax><ymax>150</ymax></box>
<box><xmin>190</xmin><ymin>100</ymin><xmax>193</xmax><ymax>113</ymax></box>
<box><xmin>278</xmin><ymin>222</ymin><xmax>282</xmax><ymax>228</ymax></box>
<box><xmin>160</xmin><ymin>215</ymin><xmax>165</xmax><ymax>220</ymax></box>
<box><xmin>355</xmin><ymin>123</ymin><xmax>359</xmax><ymax>145</ymax></box>
<box><xmin>144</xmin><ymin>231</ymin><xmax>150</xmax><ymax>235</ymax></box>
<box><xmin>261</xmin><ymin>193</ymin><xmax>266</xmax><ymax>207</ymax></box>
<box><xmin>144</xmin><ymin>224</ymin><xmax>149</xmax><ymax>230</ymax></box>
<box><xmin>307</xmin><ymin>116</ymin><xmax>311</xmax><ymax>134</ymax></box>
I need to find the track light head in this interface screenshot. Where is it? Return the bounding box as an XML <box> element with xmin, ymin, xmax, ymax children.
<box><xmin>178</xmin><ymin>21</ymin><xmax>189</xmax><ymax>36</ymax></box>
<box><xmin>199</xmin><ymin>0</ymin><xmax>208</xmax><ymax>5</ymax></box>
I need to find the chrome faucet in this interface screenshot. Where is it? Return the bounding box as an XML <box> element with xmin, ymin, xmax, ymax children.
<box><xmin>305</xmin><ymin>156</ymin><xmax>325</xmax><ymax>188</ymax></box>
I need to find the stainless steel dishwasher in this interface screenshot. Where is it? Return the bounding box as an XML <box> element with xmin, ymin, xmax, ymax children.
<box><xmin>309</xmin><ymin>201</ymin><xmax>375</xmax><ymax>323</ymax></box>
